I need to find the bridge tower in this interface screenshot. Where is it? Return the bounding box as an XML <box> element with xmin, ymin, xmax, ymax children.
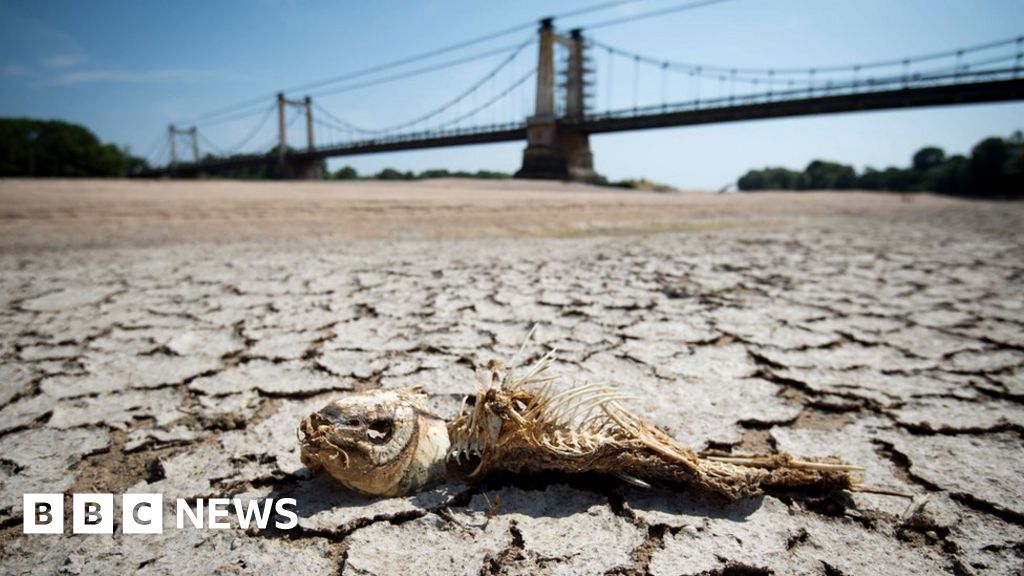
<box><xmin>168</xmin><ymin>125</ymin><xmax>200</xmax><ymax>173</ymax></box>
<box><xmin>276</xmin><ymin>93</ymin><xmax>324</xmax><ymax>179</ymax></box>
<box><xmin>515</xmin><ymin>20</ymin><xmax>600</xmax><ymax>182</ymax></box>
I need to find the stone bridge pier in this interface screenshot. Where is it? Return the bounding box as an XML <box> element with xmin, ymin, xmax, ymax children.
<box><xmin>515</xmin><ymin>21</ymin><xmax>602</xmax><ymax>183</ymax></box>
<box><xmin>276</xmin><ymin>94</ymin><xmax>324</xmax><ymax>180</ymax></box>
<box><xmin>274</xmin><ymin>158</ymin><xmax>324</xmax><ymax>180</ymax></box>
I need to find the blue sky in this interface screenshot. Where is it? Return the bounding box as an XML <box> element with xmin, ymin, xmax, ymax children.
<box><xmin>1</xmin><ymin>0</ymin><xmax>1022</xmax><ymax>188</ymax></box>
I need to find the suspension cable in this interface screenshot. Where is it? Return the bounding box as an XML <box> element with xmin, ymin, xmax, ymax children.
<box><xmin>197</xmin><ymin>103</ymin><xmax>278</xmax><ymax>128</ymax></box>
<box><xmin>197</xmin><ymin>132</ymin><xmax>226</xmax><ymax>157</ymax></box>
<box><xmin>581</xmin><ymin>0</ymin><xmax>741</xmax><ymax>30</ymax></box>
<box><xmin>178</xmin><ymin>0</ymin><xmax>663</xmax><ymax>126</ymax></box>
<box><xmin>435</xmin><ymin>69</ymin><xmax>536</xmax><ymax>129</ymax></box>
<box><xmin>149</xmin><ymin>137</ymin><xmax>169</xmax><ymax>167</ymax></box>
<box><xmin>220</xmin><ymin>103</ymin><xmax>278</xmax><ymax>155</ymax></box>
<box><xmin>590</xmin><ymin>34</ymin><xmax>1024</xmax><ymax>79</ymax></box>
<box><xmin>318</xmin><ymin>37</ymin><xmax>532</xmax><ymax>135</ymax></box>
<box><xmin>307</xmin><ymin>40</ymin><xmax>530</xmax><ymax>100</ymax></box>
<box><xmin>313</xmin><ymin>104</ymin><xmax>375</xmax><ymax>134</ymax></box>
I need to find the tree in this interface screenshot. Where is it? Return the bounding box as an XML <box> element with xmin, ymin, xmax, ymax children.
<box><xmin>737</xmin><ymin>167</ymin><xmax>801</xmax><ymax>190</ymax></box>
<box><xmin>419</xmin><ymin>168</ymin><xmax>451</xmax><ymax>178</ymax></box>
<box><xmin>926</xmin><ymin>155</ymin><xmax>969</xmax><ymax>195</ymax></box>
<box><xmin>0</xmin><ymin>118</ymin><xmax>147</xmax><ymax>177</ymax></box>
<box><xmin>857</xmin><ymin>167</ymin><xmax>884</xmax><ymax>190</ymax></box>
<box><xmin>737</xmin><ymin>170</ymin><xmax>764</xmax><ymax>191</ymax></box>
<box><xmin>333</xmin><ymin>165</ymin><xmax>358</xmax><ymax>179</ymax></box>
<box><xmin>912</xmin><ymin>146</ymin><xmax>946</xmax><ymax>172</ymax></box>
<box><xmin>968</xmin><ymin>137</ymin><xmax>1009</xmax><ymax>197</ymax></box>
<box><xmin>1003</xmin><ymin>134</ymin><xmax>1024</xmax><ymax>199</ymax></box>
<box><xmin>473</xmin><ymin>169</ymin><xmax>510</xmax><ymax>180</ymax></box>
<box><xmin>799</xmin><ymin>160</ymin><xmax>856</xmax><ymax>190</ymax></box>
<box><xmin>879</xmin><ymin>167</ymin><xmax>918</xmax><ymax>191</ymax></box>
<box><xmin>737</xmin><ymin>131</ymin><xmax>1022</xmax><ymax>198</ymax></box>
<box><xmin>376</xmin><ymin>167</ymin><xmax>415</xmax><ymax>180</ymax></box>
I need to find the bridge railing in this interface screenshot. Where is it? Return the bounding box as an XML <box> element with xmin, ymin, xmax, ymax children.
<box><xmin>573</xmin><ymin>65</ymin><xmax>1023</xmax><ymax>124</ymax></box>
<box><xmin>149</xmin><ymin>43</ymin><xmax>1022</xmax><ymax>175</ymax></box>
<box><xmin>152</xmin><ymin>120</ymin><xmax>530</xmax><ymax>173</ymax></box>
<box><xmin>298</xmin><ymin>120</ymin><xmax>528</xmax><ymax>156</ymax></box>
<box><xmin>313</xmin><ymin>65</ymin><xmax>1022</xmax><ymax>149</ymax></box>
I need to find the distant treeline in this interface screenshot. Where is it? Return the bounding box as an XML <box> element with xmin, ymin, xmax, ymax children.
<box><xmin>608</xmin><ymin>178</ymin><xmax>676</xmax><ymax>192</ymax></box>
<box><xmin>738</xmin><ymin>132</ymin><xmax>1024</xmax><ymax>199</ymax></box>
<box><xmin>173</xmin><ymin>162</ymin><xmax>512</xmax><ymax>181</ymax></box>
<box><xmin>195</xmin><ymin>153</ymin><xmax>279</xmax><ymax>180</ymax></box>
<box><xmin>330</xmin><ymin>165</ymin><xmax>511</xmax><ymax>181</ymax></box>
<box><xmin>8</xmin><ymin>115</ymin><xmax>1020</xmax><ymax>197</ymax></box>
<box><xmin>0</xmin><ymin>118</ymin><xmax>147</xmax><ymax>177</ymax></box>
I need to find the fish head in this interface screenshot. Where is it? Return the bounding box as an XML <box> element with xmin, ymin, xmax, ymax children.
<box><xmin>298</xmin><ymin>387</ymin><xmax>449</xmax><ymax>496</ymax></box>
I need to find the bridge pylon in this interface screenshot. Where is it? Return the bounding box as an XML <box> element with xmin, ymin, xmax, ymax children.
<box><xmin>515</xmin><ymin>20</ymin><xmax>601</xmax><ymax>183</ymax></box>
<box><xmin>168</xmin><ymin>125</ymin><xmax>200</xmax><ymax>174</ymax></box>
<box><xmin>276</xmin><ymin>92</ymin><xmax>324</xmax><ymax>180</ymax></box>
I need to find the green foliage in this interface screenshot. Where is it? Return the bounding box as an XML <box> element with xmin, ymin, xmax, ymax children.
<box><xmin>737</xmin><ymin>167</ymin><xmax>800</xmax><ymax>191</ymax></box>
<box><xmin>419</xmin><ymin>168</ymin><xmax>452</xmax><ymax>179</ymax></box>
<box><xmin>332</xmin><ymin>165</ymin><xmax>359</xmax><ymax>179</ymax></box>
<box><xmin>912</xmin><ymin>146</ymin><xmax>945</xmax><ymax>172</ymax></box>
<box><xmin>610</xmin><ymin>178</ymin><xmax>676</xmax><ymax>192</ymax></box>
<box><xmin>325</xmin><ymin>166</ymin><xmax>511</xmax><ymax>181</ymax></box>
<box><xmin>468</xmin><ymin>169</ymin><xmax>511</xmax><ymax>180</ymax></box>
<box><xmin>193</xmin><ymin>148</ymin><xmax>325</xmax><ymax>179</ymax></box>
<box><xmin>401</xmin><ymin>167</ymin><xmax>511</xmax><ymax>180</ymax></box>
<box><xmin>201</xmin><ymin>152</ymin><xmax>274</xmax><ymax>179</ymax></box>
<box><xmin>969</xmin><ymin>137</ymin><xmax>1011</xmax><ymax>196</ymax></box>
<box><xmin>858</xmin><ymin>166</ymin><xmax>918</xmax><ymax>192</ymax></box>
<box><xmin>738</xmin><ymin>131</ymin><xmax>1023</xmax><ymax>199</ymax></box>
<box><xmin>376</xmin><ymin>167</ymin><xmax>416</xmax><ymax>180</ymax></box>
<box><xmin>0</xmin><ymin>118</ymin><xmax>147</xmax><ymax>177</ymax></box>
<box><xmin>799</xmin><ymin>160</ymin><xmax>856</xmax><ymax>190</ymax></box>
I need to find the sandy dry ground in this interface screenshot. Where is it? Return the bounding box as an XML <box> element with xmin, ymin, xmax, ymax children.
<box><xmin>0</xmin><ymin>178</ymin><xmax>985</xmax><ymax>250</ymax></box>
<box><xmin>1</xmin><ymin>178</ymin><xmax>1023</xmax><ymax>575</ymax></box>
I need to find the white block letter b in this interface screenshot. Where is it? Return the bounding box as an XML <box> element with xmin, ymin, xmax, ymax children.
<box><xmin>73</xmin><ymin>494</ymin><xmax>113</xmax><ymax>534</ymax></box>
<box><xmin>23</xmin><ymin>494</ymin><xmax>63</xmax><ymax>534</ymax></box>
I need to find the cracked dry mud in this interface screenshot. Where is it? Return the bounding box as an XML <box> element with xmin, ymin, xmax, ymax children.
<box><xmin>1</xmin><ymin>180</ymin><xmax>1023</xmax><ymax>575</ymax></box>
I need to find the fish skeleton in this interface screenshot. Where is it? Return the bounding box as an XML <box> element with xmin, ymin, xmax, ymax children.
<box><xmin>299</xmin><ymin>345</ymin><xmax>865</xmax><ymax>499</ymax></box>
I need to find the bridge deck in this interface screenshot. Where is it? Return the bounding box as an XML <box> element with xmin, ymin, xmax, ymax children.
<box><xmin>572</xmin><ymin>77</ymin><xmax>1024</xmax><ymax>134</ymax></box>
<box><xmin>141</xmin><ymin>77</ymin><xmax>1024</xmax><ymax>177</ymax></box>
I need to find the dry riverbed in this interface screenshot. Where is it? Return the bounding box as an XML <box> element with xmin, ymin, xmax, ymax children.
<box><xmin>1</xmin><ymin>178</ymin><xmax>1022</xmax><ymax>575</ymax></box>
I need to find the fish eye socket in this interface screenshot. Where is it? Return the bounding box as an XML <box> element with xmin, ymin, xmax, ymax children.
<box><xmin>346</xmin><ymin>418</ymin><xmax>362</xmax><ymax>427</ymax></box>
<box><xmin>319</xmin><ymin>405</ymin><xmax>352</xmax><ymax>425</ymax></box>
<box><xmin>366</xmin><ymin>419</ymin><xmax>393</xmax><ymax>443</ymax></box>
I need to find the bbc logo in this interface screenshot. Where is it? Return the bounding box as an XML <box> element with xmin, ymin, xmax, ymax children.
<box><xmin>24</xmin><ymin>493</ymin><xmax>298</xmax><ymax>534</ymax></box>
<box><xmin>24</xmin><ymin>493</ymin><xmax>162</xmax><ymax>534</ymax></box>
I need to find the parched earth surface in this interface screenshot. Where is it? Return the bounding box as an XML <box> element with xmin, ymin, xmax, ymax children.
<box><xmin>1</xmin><ymin>179</ymin><xmax>1023</xmax><ymax>575</ymax></box>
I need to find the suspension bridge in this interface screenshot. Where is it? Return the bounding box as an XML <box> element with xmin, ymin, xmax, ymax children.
<box><xmin>139</xmin><ymin>6</ymin><xmax>1024</xmax><ymax>181</ymax></box>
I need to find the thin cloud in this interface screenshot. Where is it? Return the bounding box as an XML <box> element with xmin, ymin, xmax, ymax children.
<box><xmin>1</xmin><ymin>11</ymin><xmax>89</xmax><ymax>72</ymax></box>
<box><xmin>2</xmin><ymin>65</ymin><xmax>31</xmax><ymax>77</ymax></box>
<box><xmin>42</xmin><ymin>54</ymin><xmax>89</xmax><ymax>70</ymax></box>
<box><xmin>44</xmin><ymin>68</ymin><xmax>230</xmax><ymax>86</ymax></box>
